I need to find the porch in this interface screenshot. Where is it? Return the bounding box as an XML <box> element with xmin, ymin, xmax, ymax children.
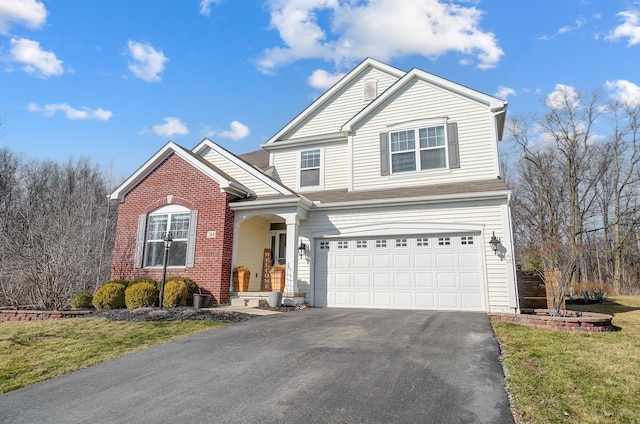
<box><xmin>230</xmin><ymin>198</ymin><xmax>311</xmax><ymax>303</ymax></box>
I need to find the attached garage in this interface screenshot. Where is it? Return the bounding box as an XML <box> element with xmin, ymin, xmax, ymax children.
<box><xmin>313</xmin><ymin>234</ymin><xmax>487</xmax><ymax>311</ymax></box>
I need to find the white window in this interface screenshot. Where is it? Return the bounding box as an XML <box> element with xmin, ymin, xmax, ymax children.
<box><xmin>461</xmin><ymin>236</ymin><xmax>474</xmax><ymax>245</ymax></box>
<box><xmin>416</xmin><ymin>237</ymin><xmax>429</xmax><ymax>247</ymax></box>
<box><xmin>438</xmin><ymin>237</ymin><xmax>451</xmax><ymax>246</ymax></box>
<box><xmin>300</xmin><ymin>149</ymin><xmax>321</xmax><ymax>187</ymax></box>
<box><xmin>320</xmin><ymin>241</ymin><xmax>330</xmax><ymax>250</ymax></box>
<box><xmin>390</xmin><ymin>124</ymin><xmax>446</xmax><ymax>173</ymax></box>
<box><xmin>338</xmin><ymin>241</ymin><xmax>349</xmax><ymax>249</ymax></box>
<box><xmin>375</xmin><ymin>239</ymin><xmax>387</xmax><ymax>248</ymax></box>
<box><xmin>145</xmin><ymin>206</ymin><xmax>191</xmax><ymax>267</ymax></box>
<box><xmin>356</xmin><ymin>240</ymin><xmax>368</xmax><ymax>249</ymax></box>
<box><xmin>395</xmin><ymin>238</ymin><xmax>408</xmax><ymax>247</ymax></box>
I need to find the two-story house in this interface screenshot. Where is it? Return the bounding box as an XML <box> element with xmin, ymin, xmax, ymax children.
<box><xmin>110</xmin><ymin>58</ymin><xmax>518</xmax><ymax>313</ymax></box>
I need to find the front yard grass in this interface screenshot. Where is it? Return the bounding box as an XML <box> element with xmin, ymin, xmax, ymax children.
<box><xmin>492</xmin><ymin>295</ymin><xmax>640</xmax><ymax>423</ymax></box>
<box><xmin>0</xmin><ymin>318</ymin><xmax>223</xmax><ymax>394</ymax></box>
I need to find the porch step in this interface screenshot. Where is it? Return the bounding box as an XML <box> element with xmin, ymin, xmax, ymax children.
<box><xmin>230</xmin><ymin>297</ymin><xmax>267</xmax><ymax>307</ymax></box>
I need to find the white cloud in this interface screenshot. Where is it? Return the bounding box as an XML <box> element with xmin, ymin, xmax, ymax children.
<box><xmin>0</xmin><ymin>0</ymin><xmax>47</xmax><ymax>34</ymax></box>
<box><xmin>152</xmin><ymin>117</ymin><xmax>189</xmax><ymax>137</ymax></box>
<box><xmin>10</xmin><ymin>37</ymin><xmax>63</xmax><ymax>78</ymax></box>
<box><xmin>219</xmin><ymin>121</ymin><xmax>250</xmax><ymax>140</ymax></box>
<box><xmin>495</xmin><ymin>86</ymin><xmax>516</xmax><ymax>99</ymax></box>
<box><xmin>546</xmin><ymin>84</ymin><xmax>581</xmax><ymax>110</ymax></box>
<box><xmin>308</xmin><ymin>69</ymin><xmax>345</xmax><ymax>90</ymax></box>
<box><xmin>127</xmin><ymin>40</ymin><xmax>168</xmax><ymax>82</ymax></box>
<box><xmin>257</xmin><ymin>0</ymin><xmax>503</xmax><ymax>73</ymax></box>
<box><xmin>558</xmin><ymin>17</ymin><xmax>586</xmax><ymax>34</ymax></box>
<box><xmin>607</xmin><ymin>10</ymin><xmax>640</xmax><ymax>45</ymax></box>
<box><xmin>27</xmin><ymin>103</ymin><xmax>113</xmax><ymax>120</ymax></box>
<box><xmin>199</xmin><ymin>0</ymin><xmax>221</xmax><ymax>16</ymax></box>
<box><xmin>606</xmin><ymin>79</ymin><xmax>640</xmax><ymax>105</ymax></box>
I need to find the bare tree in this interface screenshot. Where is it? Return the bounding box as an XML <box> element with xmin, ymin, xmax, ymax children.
<box><xmin>0</xmin><ymin>152</ymin><xmax>117</xmax><ymax>309</ymax></box>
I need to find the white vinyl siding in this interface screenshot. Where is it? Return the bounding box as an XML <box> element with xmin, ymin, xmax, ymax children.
<box><xmin>352</xmin><ymin>78</ymin><xmax>496</xmax><ymax>190</ymax></box>
<box><xmin>297</xmin><ymin>199</ymin><xmax>512</xmax><ymax>312</ymax></box>
<box><xmin>235</xmin><ymin>215</ymin><xmax>269</xmax><ymax>291</ymax></box>
<box><xmin>284</xmin><ymin>68</ymin><xmax>399</xmax><ymax>140</ymax></box>
<box><xmin>199</xmin><ymin>148</ymin><xmax>282</xmax><ymax>197</ymax></box>
<box><xmin>272</xmin><ymin>143</ymin><xmax>349</xmax><ymax>191</ymax></box>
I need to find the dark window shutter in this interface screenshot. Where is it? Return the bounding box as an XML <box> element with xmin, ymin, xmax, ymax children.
<box><xmin>185</xmin><ymin>210</ymin><xmax>198</xmax><ymax>268</ymax></box>
<box><xmin>447</xmin><ymin>122</ymin><xmax>460</xmax><ymax>169</ymax></box>
<box><xmin>380</xmin><ymin>132</ymin><xmax>390</xmax><ymax>176</ymax></box>
<box><xmin>134</xmin><ymin>214</ymin><xmax>147</xmax><ymax>268</ymax></box>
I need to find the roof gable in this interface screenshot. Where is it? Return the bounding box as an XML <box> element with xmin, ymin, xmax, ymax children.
<box><xmin>192</xmin><ymin>139</ymin><xmax>295</xmax><ymax>196</ymax></box>
<box><xmin>265</xmin><ymin>58</ymin><xmax>405</xmax><ymax>145</ymax></box>
<box><xmin>341</xmin><ymin>67</ymin><xmax>508</xmax><ymax>133</ymax></box>
<box><xmin>109</xmin><ymin>142</ymin><xmax>253</xmax><ymax>202</ymax></box>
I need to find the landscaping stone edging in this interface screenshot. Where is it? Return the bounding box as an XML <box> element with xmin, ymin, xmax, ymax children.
<box><xmin>489</xmin><ymin>309</ymin><xmax>615</xmax><ymax>332</ymax></box>
<box><xmin>0</xmin><ymin>309</ymin><xmax>92</xmax><ymax>322</ymax></box>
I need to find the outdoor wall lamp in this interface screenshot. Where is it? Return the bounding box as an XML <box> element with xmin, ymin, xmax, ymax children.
<box><xmin>158</xmin><ymin>232</ymin><xmax>173</xmax><ymax>309</ymax></box>
<box><xmin>298</xmin><ymin>241</ymin><xmax>308</xmax><ymax>257</ymax></box>
<box><xmin>489</xmin><ymin>231</ymin><xmax>500</xmax><ymax>255</ymax></box>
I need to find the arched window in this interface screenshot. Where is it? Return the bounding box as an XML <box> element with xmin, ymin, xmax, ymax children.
<box><xmin>134</xmin><ymin>205</ymin><xmax>198</xmax><ymax>268</ymax></box>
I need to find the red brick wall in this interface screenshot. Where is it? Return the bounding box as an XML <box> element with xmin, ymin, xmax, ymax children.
<box><xmin>110</xmin><ymin>153</ymin><xmax>237</xmax><ymax>304</ymax></box>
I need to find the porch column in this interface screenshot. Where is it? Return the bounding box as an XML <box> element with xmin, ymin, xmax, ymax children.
<box><xmin>285</xmin><ymin>215</ymin><xmax>300</xmax><ymax>295</ymax></box>
<box><xmin>230</xmin><ymin>221</ymin><xmax>241</xmax><ymax>292</ymax></box>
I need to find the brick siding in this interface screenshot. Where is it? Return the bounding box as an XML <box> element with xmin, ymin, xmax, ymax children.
<box><xmin>110</xmin><ymin>153</ymin><xmax>237</xmax><ymax>304</ymax></box>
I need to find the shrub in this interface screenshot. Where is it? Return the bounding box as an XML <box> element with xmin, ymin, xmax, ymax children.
<box><xmin>70</xmin><ymin>291</ymin><xmax>93</xmax><ymax>309</ymax></box>
<box><xmin>105</xmin><ymin>279</ymin><xmax>130</xmax><ymax>288</ymax></box>
<box><xmin>93</xmin><ymin>283</ymin><xmax>126</xmax><ymax>310</ymax></box>
<box><xmin>131</xmin><ymin>277</ymin><xmax>158</xmax><ymax>289</ymax></box>
<box><xmin>163</xmin><ymin>280</ymin><xmax>188</xmax><ymax>307</ymax></box>
<box><xmin>166</xmin><ymin>276</ymin><xmax>198</xmax><ymax>306</ymax></box>
<box><xmin>125</xmin><ymin>282</ymin><xmax>159</xmax><ymax>309</ymax></box>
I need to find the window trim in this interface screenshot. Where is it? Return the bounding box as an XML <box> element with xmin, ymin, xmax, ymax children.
<box><xmin>298</xmin><ymin>148</ymin><xmax>324</xmax><ymax>190</ymax></box>
<box><xmin>389</xmin><ymin>123</ymin><xmax>448</xmax><ymax>174</ymax></box>
<box><xmin>134</xmin><ymin>205</ymin><xmax>197</xmax><ymax>269</ymax></box>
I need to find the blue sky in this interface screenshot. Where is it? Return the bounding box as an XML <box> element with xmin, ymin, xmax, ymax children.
<box><xmin>1</xmin><ymin>0</ymin><xmax>640</xmax><ymax>181</ymax></box>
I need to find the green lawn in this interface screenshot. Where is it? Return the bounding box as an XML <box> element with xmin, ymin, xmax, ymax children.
<box><xmin>0</xmin><ymin>318</ymin><xmax>223</xmax><ymax>394</ymax></box>
<box><xmin>492</xmin><ymin>295</ymin><xmax>640</xmax><ymax>424</ymax></box>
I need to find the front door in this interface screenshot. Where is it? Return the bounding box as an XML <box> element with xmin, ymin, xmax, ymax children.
<box><xmin>270</xmin><ymin>231</ymin><xmax>286</xmax><ymax>265</ymax></box>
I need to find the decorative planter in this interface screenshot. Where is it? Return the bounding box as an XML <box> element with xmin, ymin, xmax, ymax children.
<box><xmin>193</xmin><ymin>293</ymin><xmax>211</xmax><ymax>309</ymax></box>
<box><xmin>268</xmin><ymin>292</ymin><xmax>282</xmax><ymax>308</ymax></box>
<box><xmin>269</xmin><ymin>268</ymin><xmax>286</xmax><ymax>292</ymax></box>
<box><xmin>233</xmin><ymin>270</ymin><xmax>250</xmax><ymax>292</ymax></box>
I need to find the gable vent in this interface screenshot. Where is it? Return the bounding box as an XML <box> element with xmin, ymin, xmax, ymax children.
<box><xmin>364</xmin><ymin>79</ymin><xmax>378</xmax><ymax>101</ymax></box>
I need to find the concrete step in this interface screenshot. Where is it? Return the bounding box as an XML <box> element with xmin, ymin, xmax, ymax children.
<box><xmin>230</xmin><ymin>297</ymin><xmax>267</xmax><ymax>307</ymax></box>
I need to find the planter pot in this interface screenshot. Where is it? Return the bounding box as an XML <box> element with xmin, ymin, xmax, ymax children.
<box><xmin>269</xmin><ymin>269</ymin><xmax>286</xmax><ymax>292</ymax></box>
<box><xmin>233</xmin><ymin>271</ymin><xmax>250</xmax><ymax>292</ymax></box>
<box><xmin>268</xmin><ymin>292</ymin><xmax>282</xmax><ymax>308</ymax></box>
<box><xmin>193</xmin><ymin>293</ymin><xmax>211</xmax><ymax>309</ymax></box>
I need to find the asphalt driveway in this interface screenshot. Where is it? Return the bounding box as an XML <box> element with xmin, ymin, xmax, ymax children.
<box><xmin>0</xmin><ymin>309</ymin><xmax>514</xmax><ymax>423</ymax></box>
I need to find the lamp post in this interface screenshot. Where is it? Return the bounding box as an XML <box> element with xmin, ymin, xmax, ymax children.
<box><xmin>158</xmin><ymin>232</ymin><xmax>173</xmax><ymax>309</ymax></box>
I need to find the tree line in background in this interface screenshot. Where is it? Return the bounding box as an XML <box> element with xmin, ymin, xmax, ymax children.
<box><xmin>506</xmin><ymin>86</ymin><xmax>640</xmax><ymax>307</ymax></box>
<box><xmin>0</xmin><ymin>148</ymin><xmax>117</xmax><ymax>309</ymax></box>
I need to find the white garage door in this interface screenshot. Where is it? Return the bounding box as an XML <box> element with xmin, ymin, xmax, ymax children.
<box><xmin>314</xmin><ymin>234</ymin><xmax>486</xmax><ymax>311</ymax></box>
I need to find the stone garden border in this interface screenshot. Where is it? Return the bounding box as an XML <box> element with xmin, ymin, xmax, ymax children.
<box><xmin>489</xmin><ymin>309</ymin><xmax>615</xmax><ymax>332</ymax></box>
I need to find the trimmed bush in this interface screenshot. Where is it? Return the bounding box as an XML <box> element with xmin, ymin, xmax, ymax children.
<box><xmin>131</xmin><ymin>277</ymin><xmax>158</xmax><ymax>289</ymax></box>
<box><xmin>167</xmin><ymin>276</ymin><xmax>198</xmax><ymax>306</ymax></box>
<box><xmin>70</xmin><ymin>291</ymin><xmax>93</xmax><ymax>309</ymax></box>
<box><xmin>105</xmin><ymin>279</ymin><xmax>130</xmax><ymax>288</ymax></box>
<box><xmin>163</xmin><ymin>280</ymin><xmax>188</xmax><ymax>307</ymax></box>
<box><xmin>93</xmin><ymin>283</ymin><xmax>126</xmax><ymax>310</ymax></box>
<box><xmin>125</xmin><ymin>282</ymin><xmax>159</xmax><ymax>309</ymax></box>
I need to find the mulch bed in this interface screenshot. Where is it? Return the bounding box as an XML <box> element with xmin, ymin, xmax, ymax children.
<box><xmin>87</xmin><ymin>307</ymin><xmax>255</xmax><ymax>323</ymax></box>
<box><xmin>86</xmin><ymin>303</ymin><xmax>312</xmax><ymax>323</ymax></box>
